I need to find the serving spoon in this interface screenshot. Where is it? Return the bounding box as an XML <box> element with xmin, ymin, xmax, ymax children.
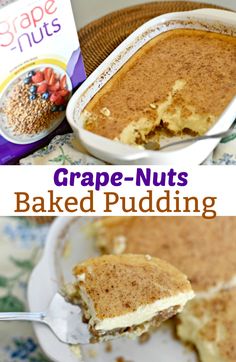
<box><xmin>145</xmin><ymin>127</ymin><xmax>236</xmax><ymax>151</ymax></box>
<box><xmin>0</xmin><ymin>293</ymin><xmax>92</xmax><ymax>345</ymax></box>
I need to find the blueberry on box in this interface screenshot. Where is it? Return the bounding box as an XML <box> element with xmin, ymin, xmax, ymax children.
<box><xmin>29</xmin><ymin>85</ymin><xmax>37</xmax><ymax>94</ymax></box>
<box><xmin>51</xmin><ymin>105</ymin><xmax>59</xmax><ymax>112</ymax></box>
<box><xmin>42</xmin><ymin>92</ymin><xmax>50</xmax><ymax>100</ymax></box>
<box><xmin>59</xmin><ymin>105</ymin><xmax>66</xmax><ymax>112</ymax></box>
<box><xmin>29</xmin><ymin>94</ymin><xmax>37</xmax><ymax>101</ymax></box>
<box><xmin>24</xmin><ymin>77</ymin><xmax>31</xmax><ymax>85</ymax></box>
<box><xmin>28</xmin><ymin>70</ymin><xmax>35</xmax><ymax>77</ymax></box>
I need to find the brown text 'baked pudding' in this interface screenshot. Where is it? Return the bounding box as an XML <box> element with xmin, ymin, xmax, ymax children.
<box><xmin>82</xmin><ymin>29</ymin><xmax>236</xmax><ymax>148</ymax></box>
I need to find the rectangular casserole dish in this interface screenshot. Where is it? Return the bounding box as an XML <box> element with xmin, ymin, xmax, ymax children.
<box><xmin>67</xmin><ymin>9</ymin><xmax>236</xmax><ymax>165</ymax></box>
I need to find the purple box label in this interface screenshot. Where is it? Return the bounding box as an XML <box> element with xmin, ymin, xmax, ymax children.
<box><xmin>0</xmin><ymin>0</ymin><xmax>86</xmax><ymax>164</ymax></box>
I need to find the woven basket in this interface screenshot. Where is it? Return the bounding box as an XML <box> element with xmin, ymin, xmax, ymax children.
<box><xmin>79</xmin><ymin>1</ymin><xmax>226</xmax><ymax>75</ymax></box>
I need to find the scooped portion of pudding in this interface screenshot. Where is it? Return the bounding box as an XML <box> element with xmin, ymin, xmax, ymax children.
<box><xmin>66</xmin><ymin>254</ymin><xmax>194</xmax><ymax>343</ymax></box>
<box><xmin>82</xmin><ymin>29</ymin><xmax>236</xmax><ymax>147</ymax></box>
<box><xmin>177</xmin><ymin>288</ymin><xmax>236</xmax><ymax>362</ymax></box>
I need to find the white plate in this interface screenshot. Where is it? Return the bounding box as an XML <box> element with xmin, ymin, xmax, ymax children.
<box><xmin>28</xmin><ymin>217</ymin><xmax>197</xmax><ymax>362</ymax></box>
<box><xmin>0</xmin><ymin>64</ymin><xmax>72</xmax><ymax>145</ymax></box>
<box><xmin>66</xmin><ymin>9</ymin><xmax>236</xmax><ymax>165</ymax></box>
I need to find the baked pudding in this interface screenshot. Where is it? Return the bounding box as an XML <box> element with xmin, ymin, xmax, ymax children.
<box><xmin>178</xmin><ymin>288</ymin><xmax>236</xmax><ymax>362</ymax></box>
<box><xmin>92</xmin><ymin>217</ymin><xmax>236</xmax><ymax>293</ymax></box>
<box><xmin>82</xmin><ymin>29</ymin><xmax>236</xmax><ymax>148</ymax></box>
<box><xmin>65</xmin><ymin>254</ymin><xmax>194</xmax><ymax>342</ymax></box>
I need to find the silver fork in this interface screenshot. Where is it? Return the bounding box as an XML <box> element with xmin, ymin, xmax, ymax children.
<box><xmin>0</xmin><ymin>293</ymin><xmax>92</xmax><ymax>345</ymax></box>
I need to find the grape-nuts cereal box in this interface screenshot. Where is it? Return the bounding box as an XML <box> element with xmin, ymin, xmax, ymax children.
<box><xmin>0</xmin><ymin>0</ymin><xmax>86</xmax><ymax>164</ymax></box>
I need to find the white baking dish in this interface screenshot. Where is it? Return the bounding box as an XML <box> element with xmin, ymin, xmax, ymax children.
<box><xmin>28</xmin><ymin>217</ymin><xmax>197</xmax><ymax>362</ymax></box>
<box><xmin>67</xmin><ymin>9</ymin><xmax>236</xmax><ymax>165</ymax></box>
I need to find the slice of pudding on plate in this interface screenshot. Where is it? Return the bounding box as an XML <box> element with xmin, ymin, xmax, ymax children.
<box><xmin>66</xmin><ymin>254</ymin><xmax>194</xmax><ymax>343</ymax></box>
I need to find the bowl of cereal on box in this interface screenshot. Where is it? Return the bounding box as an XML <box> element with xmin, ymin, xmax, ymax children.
<box><xmin>0</xmin><ymin>65</ymin><xmax>72</xmax><ymax>145</ymax></box>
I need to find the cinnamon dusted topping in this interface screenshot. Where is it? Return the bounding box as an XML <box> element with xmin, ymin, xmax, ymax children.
<box><xmin>84</xmin><ymin>29</ymin><xmax>236</xmax><ymax>145</ymax></box>
<box><xmin>94</xmin><ymin>217</ymin><xmax>236</xmax><ymax>293</ymax></box>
